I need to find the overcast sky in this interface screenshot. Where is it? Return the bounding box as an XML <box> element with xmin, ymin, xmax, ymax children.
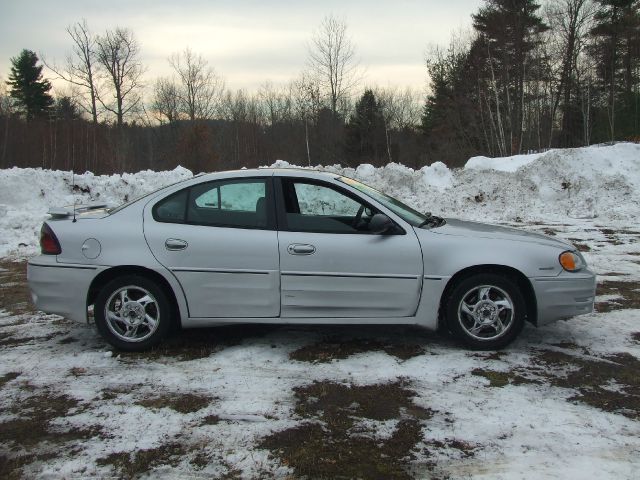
<box><xmin>1</xmin><ymin>0</ymin><xmax>483</xmax><ymax>95</ymax></box>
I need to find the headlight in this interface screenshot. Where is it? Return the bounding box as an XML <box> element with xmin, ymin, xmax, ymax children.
<box><xmin>559</xmin><ymin>251</ymin><xmax>585</xmax><ymax>272</ymax></box>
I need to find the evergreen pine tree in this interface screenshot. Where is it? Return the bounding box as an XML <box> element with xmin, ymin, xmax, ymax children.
<box><xmin>54</xmin><ymin>96</ymin><xmax>81</xmax><ymax>121</ymax></box>
<box><xmin>346</xmin><ymin>89</ymin><xmax>385</xmax><ymax>163</ymax></box>
<box><xmin>589</xmin><ymin>0</ymin><xmax>640</xmax><ymax>140</ymax></box>
<box><xmin>6</xmin><ymin>49</ymin><xmax>54</xmax><ymax>120</ymax></box>
<box><xmin>421</xmin><ymin>44</ymin><xmax>486</xmax><ymax>165</ymax></box>
<box><xmin>472</xmin><ymin>0</ymin><xmax>549</xmax><ymax>153</ymax></box>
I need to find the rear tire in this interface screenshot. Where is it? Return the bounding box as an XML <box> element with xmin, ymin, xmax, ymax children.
<box><xmin>95</xmin><ymin>275</ymin><xmax>171</xmax><ymax>351</ymax></box>
<box><xmin>446</xmin><ymin>273</ymin><xmax>526</xmax><ymax>350</ymax></box>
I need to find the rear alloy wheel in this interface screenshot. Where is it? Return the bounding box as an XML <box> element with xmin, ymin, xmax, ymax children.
<box><xmin>95</xmin><ymin>275</ymin><xmax>171</xmax><ymax>351</ymax></box>
<box><xmin>446</xmin><ymin>273</ymin><xmax>526</xmax><ymax>350</ymax></box>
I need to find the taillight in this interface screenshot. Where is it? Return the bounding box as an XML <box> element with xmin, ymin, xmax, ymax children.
<box><xmin>40</xmin><ymin>224</ymin><xmax>61</xmax><ymax>255</ymax></box>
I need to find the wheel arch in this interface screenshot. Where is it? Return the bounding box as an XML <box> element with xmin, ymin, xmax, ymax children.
<box><xmin>438</xmin><ymin>264</ymin><xmax>537</xmax><ymax>329</ymax></box>
<box><xmin>87</xmin><ymin>265</ymin><xmax>183</xmax><ymax>327</ymax></box>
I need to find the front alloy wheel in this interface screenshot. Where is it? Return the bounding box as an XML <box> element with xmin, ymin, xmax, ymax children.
<box><xmin>458</xmin><ymin>285</ymin><xmax>514</xmax><ymax>341</ymax></box>
<box><xmin>447</xmin><ymin>273</ymin><xmax>526</xmax><ymax>350</ymax></box>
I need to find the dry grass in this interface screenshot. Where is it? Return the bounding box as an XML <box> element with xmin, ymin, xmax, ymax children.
<box><xmin>595</xmin><ymin>280</ymin><xmax>640</xmax><ymax>312</ymax></box>
<box><xmin>136</xmin><ymin>392</ymin><xmax>215</xmax><ymax>414</ymax></box>
<box><xmin>0</xmin><ymin>261</ymin><xmax>33</xmax><ymax>315</ymax></box>
<box><xmin>261</xmin><ymin>380</ymin><xmax>435</xmax><ymax>479</ymax></box>
<box><xmin>290</xmin><ymin>337</ymin><xmax>425</xmax><ymax>363</ymax></box>
<box><xmin>96</xmin><ymin>443</ymin><xmax>187</xmax><ymax>479</ymax></box>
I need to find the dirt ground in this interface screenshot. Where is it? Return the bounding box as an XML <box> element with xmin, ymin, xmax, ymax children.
<box><xmin>1</xmin><ymin>221</ymin><xmax>640</xmax><ymax>479</ymax></box>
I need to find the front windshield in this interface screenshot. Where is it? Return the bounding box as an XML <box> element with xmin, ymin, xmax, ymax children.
<box><xmin>338</xmin><ymin>176</ymin><xmax>428</xmax><ymax>226</ymax></box>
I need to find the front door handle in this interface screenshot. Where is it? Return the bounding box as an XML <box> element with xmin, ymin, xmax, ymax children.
<box><xmin>287</xmin><ymin>243</ymin><xmax>316</xmax><ymax>255</ymax></box>
<box><xmin>165</xmin><ymin>238</ymin><xmax>188</xmax><ymax>251</ymax></box>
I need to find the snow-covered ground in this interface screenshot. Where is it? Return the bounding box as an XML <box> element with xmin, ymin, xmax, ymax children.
<box><xmin>1</xmin><ymin>143</ymin><xmax>639</xmax><ymax>479</ymax></box>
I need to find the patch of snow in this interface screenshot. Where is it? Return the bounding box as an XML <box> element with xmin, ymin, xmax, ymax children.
<box><xmin>420</xmin><ymin>161</ymin><xmax>453</xmax><ymax>190</ymax></box>
<box><xmin>350</xmin><ymin>418</ymin><xmax>400</xmax><ymax>441</ymax></box>
<box><xmin>270</xmin><ymin>159</ymin><xmax>291</xmax><ymax>168</ymax></box>
<box><xmin>465</xmin><ymin>151</ymin><xmax>549</xmax><ymax>172</ymax></box>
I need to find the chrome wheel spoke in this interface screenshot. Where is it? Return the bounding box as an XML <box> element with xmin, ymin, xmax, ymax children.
<box><xmin>124</xmin><ymin>325</ymin><xmax>139</xmax><ymax>338</ymax></box>
<box><xmin>469</xmin><ymin>323</ymin><xmax>484</xmax><ymax>335</ymax></box>
<box><xmin>494</xmin><ymin>299</ymin><xmax>512</xmax><ymax>312</ymax></box>
<box><xmin>107</xmin><ymin>311</ymin><xmax>127</xmax><ymax>325</ymax></box>
<box><xmin>478</xmin><ymin>287</ymin><xmax>491</xmax><ymax>301</ymax></box>
<box><xmin>137</xmin><ymin>295</ymin><xmax>154</xmax><ymax>307</ymax></box>
<box><xmin>461</xmin><ymin>302</ymin><xmax>475</xmax><ymax>317</ymax></box>
<box><xmin>144</xmin><ymin>314</ymin><xmax>157</xmax><ymax>330</ymax></box>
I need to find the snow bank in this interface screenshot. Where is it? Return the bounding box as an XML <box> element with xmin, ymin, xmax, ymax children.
<box><xmin>330</xmin><ymin>143</ymin><xmax>640</xmax><ymax>223</ymax></box>
<box><xmin>0</xmin><ymin>143</ymin><xmax>638</xmax><ymax>257</ymax></box>
<box><xmin>0</xmin><ymin>166</ymin><xmax>192</xmax><ymax>257</ymax></box>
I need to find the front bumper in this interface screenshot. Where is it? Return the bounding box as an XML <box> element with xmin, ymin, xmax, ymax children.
<box><xmin>531</xmin><ymin>270</ymin><xmax>596</xmax><ymax>325</ymax></box>
<box><xmin>27</xmin><ymin>256</ymin><xmax>98</xmax><ymax>323</ymax></box>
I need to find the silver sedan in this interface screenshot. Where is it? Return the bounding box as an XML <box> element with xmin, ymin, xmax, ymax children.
<box><xmin>27</xmin><ymin>169</ymin><xmax>596</xmax><ymax>351</ymax></box>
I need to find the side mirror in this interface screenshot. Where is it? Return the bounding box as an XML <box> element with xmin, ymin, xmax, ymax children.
<box><xmin>368</xmin><ymin>213</ymin><xmax>395</xmax><ymax>234</ymax></box>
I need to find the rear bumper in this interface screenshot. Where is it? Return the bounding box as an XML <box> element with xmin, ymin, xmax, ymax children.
<box><xmin>531</xmin><ymin>271</ymin><xmax>596</xmax><ymax>325</ymax></box>
<box><xmin>27</xmin><ymin>257</ymin><xmax>98</xmax><ymax>323</ymax></box>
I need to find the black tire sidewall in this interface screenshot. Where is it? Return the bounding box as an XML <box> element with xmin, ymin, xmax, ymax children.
<box><xmin>94</xmin><ymin>275</ymin><xmax>171</xmax><ymax>351</ymax></box>
<box><xmin>446</xmin><ymin>273</ymin><xmax>526</xmax><ymax>350</ymax></box>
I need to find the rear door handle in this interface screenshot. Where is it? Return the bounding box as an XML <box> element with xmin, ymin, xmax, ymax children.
<box><xmin>287</xmin><ymin>243</ymin><xmax>316</xmax><ymax>255</ymax></box>
<box><xmin>165</xmin><ymin>238</ymin><xmax>188</xmax><ymax>251</ymax></box>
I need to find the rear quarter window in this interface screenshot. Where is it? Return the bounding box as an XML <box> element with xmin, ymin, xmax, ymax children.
<box><xmin>153</xmin><ymin>189</ymin><xmax>188</xmax><ymax>222</ymax></box>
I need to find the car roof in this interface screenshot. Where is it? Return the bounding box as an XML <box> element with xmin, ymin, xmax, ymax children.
<box><xmin>195</xmin><ymin>167</ymin><xmax>341</xmax><ymax>181</ymax></box>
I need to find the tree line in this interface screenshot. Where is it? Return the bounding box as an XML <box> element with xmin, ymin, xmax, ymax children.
<box><xmin>1</xmin><ymin>0</ymin><xmax>639</xmax><ymax>174</ymax></box>
<box><xmin>424</xmin><ymin>0</ymin><xmax>640</xmax><ymax>165</ymax></box>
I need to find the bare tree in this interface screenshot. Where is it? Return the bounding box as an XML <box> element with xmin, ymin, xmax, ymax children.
<box><xmin>95</xmin><ymin>27</ymin><xmax>144</xmax><ymax>126</ymax></box>
<box><xmin>373</xmin><ymin>87</ymin><xmax>397</xmax><ymax>162</ymax></box>
<box><xmin>307</xmin><ymin>15</ymin><xmax>361</xmax><ymax>117</ymax></box>
<box><xmin>0</xmin><ymin>79</ymin><xmax>12</xmax><ymax>167</ymax></box>
<box><xmin>169</xmin><ymin>48</ymin><xmax>224</xmax><ymax>121</ymax></box>
<box><xmin>0</xmin><ymin>79</ymin><xmax>11</xmax><ymax>116</ymax></box>
<box><xmin>152</xmin><ymin>77</ymin><xmax>180</xmax><ymax>124</ymax></box>
<box><xmin>259</xmin><ymin>81</ymin><xmax>294</xmax><ymax>126</ymax></box>
<box><xmin>576</xmin><ymin>44</ymin><xmax>597</xmax><ymax>145</ymax></box>
<box><xmin>393</xmin><ymin>87</ymin><xmax>423</xmax><ymax>129</ymax></box>
<box><xmin>545</xmin><ymin>0</ymin><xmax>596</xmax><ymax>146</ymax></box>
<box><xmin>44</xmin><ymin>19</ymin><xmax>100</xmax><ymax>123</ymax></box>
<box><xmin>292</xmin><ymin>73</ymin><xmax>322</xmax><ymax>165</ymax></box>
<box><xmin>221</xmin><ymin>89</ymin><xmax>248</xmax><ymax>166</ymax></box>
<box><xmin>375</xmin><ymin>86</ymin><xmax>423</xmax><ymax>161</ymax></box>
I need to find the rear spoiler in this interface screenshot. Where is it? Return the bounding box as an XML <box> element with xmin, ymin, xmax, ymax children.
<box><xmin>48</xmin><ymin>202</ymin><xmax>113</xmax><ymax>218</ymax></box>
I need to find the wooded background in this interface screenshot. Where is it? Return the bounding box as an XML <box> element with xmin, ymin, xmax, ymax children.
<box><xmin>1</xmin><ymin>0</ymin><xmax>638</xmax><ymax>175</ymax></box>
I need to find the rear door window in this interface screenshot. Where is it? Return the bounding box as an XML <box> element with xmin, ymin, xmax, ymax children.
<box><xmin>153</xmin><ymin>178</ymin><xmax>273</xmax><ymax>229</ymax></box>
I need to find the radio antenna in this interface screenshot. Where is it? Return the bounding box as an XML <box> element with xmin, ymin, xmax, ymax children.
<box><xmin>72</xmin><ymin>142</ymin><xmax>77</xmax><ymax>223</ymax></box>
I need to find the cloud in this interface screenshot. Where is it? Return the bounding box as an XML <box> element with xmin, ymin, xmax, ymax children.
<box><xmin>0</xmin><ymin>0</ymin><xmax>481</xmax><ymax>92</ymax></box>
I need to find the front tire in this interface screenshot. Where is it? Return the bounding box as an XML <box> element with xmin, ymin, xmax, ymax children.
<box><xmin>446</xmin><ymin>273</ymin><xmax>526</xmax><ymax>350</ymax></box>
<box><xmin>94</xmin><ymin>275</ymin><xmax>171</xmax><ymax>351</ymax></box>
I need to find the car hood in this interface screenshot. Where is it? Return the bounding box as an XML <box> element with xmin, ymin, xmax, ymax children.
<box><xmin>423</xmin><ymin>218</ymin><xmax>573</xmax><ymax>249</ymax></box>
